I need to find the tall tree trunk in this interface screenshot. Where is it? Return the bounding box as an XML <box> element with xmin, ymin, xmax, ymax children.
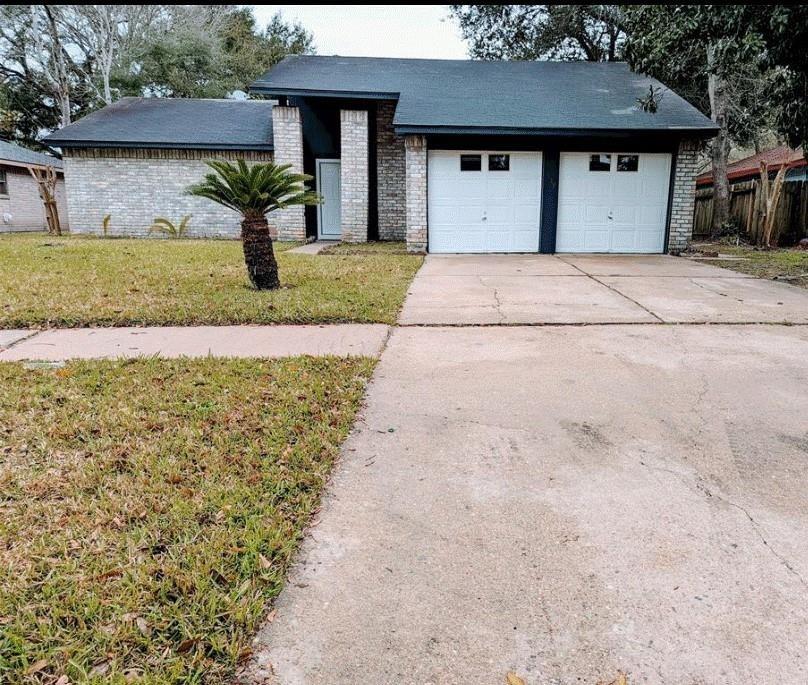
<box><xmin>707</xmin><ymin>50</ymin><xmax>730</xmax><ymax>235</ymax></box>
<box><xmin>43</xmin><ymin>5</ymin><xmax>72</xmax><ymax>127</ymax></box>
<box><xmin>241</xmin><ymin>213</ymin><xmax>280</xmax><ymax>290</ymax></box>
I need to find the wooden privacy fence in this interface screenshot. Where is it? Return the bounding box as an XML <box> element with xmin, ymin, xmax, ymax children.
<box><xmin>693</xmin><ymin>180</ymin><xmax>808</xmax><ymax>245</ymax></box>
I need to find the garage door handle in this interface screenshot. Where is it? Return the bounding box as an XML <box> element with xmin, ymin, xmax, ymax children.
<box><xmin>608</xmin><ymin>212</ymin><xmax>613</xmax><ymax>220</ymax></box>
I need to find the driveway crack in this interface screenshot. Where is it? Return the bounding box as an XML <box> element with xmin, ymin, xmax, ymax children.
<box><xmin>479</xmin><ymin>276</ymin><xmax>506</xmax><ymax>324</ymax></box>
<box><xmin>717</xmin><ymin>494</ymin><xmax>808</xmax><ymax>589</ymax></box>
<box><xmin>689</xmin><ymin>278</ymin><xmax>744</xmax><ymax>303</ymax></box>
<box><xmin>0</xmin><ymin>330</ymin><xmax>40</xmax><ymax>352</ymax></box>
<box><xmin>639</xmin><ymin>461</ymin><xmax>807</xmax><ymax>588</ymax></box>
<box><xmin>557</xmin><ymin>258</ymin><xmax>665</xmax><ymax>322</ymax></box>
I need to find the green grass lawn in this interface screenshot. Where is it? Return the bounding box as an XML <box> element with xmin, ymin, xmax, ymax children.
<box><xmin>0</xmin><ymin>356</ymin><xmax>374</xmax><ymax>684</ymax></box>
<box><xmin>0</xmin><ymin>234</ymin><xmax>423</xmax><ymax>328</ymax></box>
<box><xmin>690</xmin><ymin>241</ymin><xmax>808</xmax><ymax>288</ymax></box>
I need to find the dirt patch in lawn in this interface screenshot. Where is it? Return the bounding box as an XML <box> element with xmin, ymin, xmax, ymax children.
<box><xmin>689</xmin><ymin>241</ymin><xmax>808</xmax><ymax>288</ymax></box>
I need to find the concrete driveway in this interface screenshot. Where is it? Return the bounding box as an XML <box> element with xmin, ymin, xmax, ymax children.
<box><xmin>399</xmin><ymin>254</ymin><xmax>808</xmax><ymax>325</ymax></box>
<box><xmin>244</xmin><ymin>256</ymin><xmax>808</xmax><ymax>685</ymax></box>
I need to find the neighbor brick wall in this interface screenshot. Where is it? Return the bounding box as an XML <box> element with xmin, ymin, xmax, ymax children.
<box><xmin>340</xmin><ymin>109</ymin><xmax>369</xmax><ymax>243</ymax></box>
<box><xmin>271</xmin><ymin>106</ymin><xmax>305</xmax><ymax>241</ymax></box>
<box><xmin>404</xmin><ymin>135</ymin><xmax>427</xmax><ymax>253</ymax></box>
<box><xmin>62</xmin><ymin>148</ymin><xmax>272</xmax><ymax>238</ymax></box>
<box><xmin>376</xmin><ymin>101</ymin><xmax>406</xmax><ymax>240</ymax></box>
<box><xmin>668</xmin><ymin>138</ymin><xmax>701</xmax><ymax>252</ymax></box>
<box><xmin>0</xmin><ymin>165</ymin><xmax>69</xmax><ymax>233</ymax></box>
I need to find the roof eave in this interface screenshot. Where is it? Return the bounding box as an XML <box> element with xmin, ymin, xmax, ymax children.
<box><xmin>393</xmin><ymin>124</ymin><xmax>719</xmax><ymax>137</ymax></box>
<box><xmin>249</xmin><ymin>84</ymin><xmax>399</xmax><ymax>100</ymax></box>
<box><xmin>0</xmin><ymin>158</ymin><xmax>63</xmax><ymax>172</ymax></box>
<box><xmin>44</xmin><ymin>140</ymin><xmax>274</xmax><ymax>152</ymax></box>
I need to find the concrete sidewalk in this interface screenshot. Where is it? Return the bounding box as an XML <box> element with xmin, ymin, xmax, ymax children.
<box><xmin>0</xmin><ymin>324</ymin><xmax>389</xmax><ymax>361</ymax></box>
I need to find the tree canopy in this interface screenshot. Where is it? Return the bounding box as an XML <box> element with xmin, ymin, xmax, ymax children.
<box><xmin>0</xmin><ymin>6</ymin><xmax>313</xmax><ymax>149</ymax></box>
<box><xmin>449</xmin><ymin>5</ymin><xmax>626</xmax><ymax>61</ymax></box>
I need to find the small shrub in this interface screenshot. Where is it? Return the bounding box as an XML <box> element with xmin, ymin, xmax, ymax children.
<box><xmin>712</xmin><ymin>217</ymin><xmax>742</xmax><ymax>241</ymax></box>
<box><xmin>102</xmin><ymin>214</ymin><xmax>112</xmax><ymax>237</ymax></box>
<box><xmin>149</xmin><ymin>215</ymin><xmax>191</xmax><ymax>238</ymax></box>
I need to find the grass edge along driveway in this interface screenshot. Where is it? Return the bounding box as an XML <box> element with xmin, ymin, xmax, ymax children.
<box><xmin>689</xmin><ymin>241</ymin><xmax>808</xmax><ymax>288</ymax></box>
<box><xmin>0</xmin><ymin>234</ymin><xmax>422</xmax><ymax>328</ymax></box>
<box><xmin>0</xmin><ymin>355</ymin><xmax>374</xmax><ymax>684</ymax></box>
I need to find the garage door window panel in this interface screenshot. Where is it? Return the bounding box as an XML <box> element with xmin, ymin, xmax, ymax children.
<box><xmin>488</xmin><ymin>154</ymin><xmax>510</xmax><ymax>171</ymax></box>
<box><xmin>460</xmin><ymin>154</ymin><xmax>482</xmax><ymax>171</ymax></box>
<box><xmin>589</xmin><ymin>154</ymin><xmax>611</xmax><ymax>171</ymax></box>
<box><xmin>617</xmin><ymin>154</ymin><xmax>639</xmax><ymax>172</ymax></box>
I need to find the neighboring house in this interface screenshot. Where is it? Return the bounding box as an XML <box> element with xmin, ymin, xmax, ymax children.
<box><xmin>46</xmin><ymin>56</ymin><xmax>717</xmax><ymax>253</ymax></box>
<box><xmin>0</xmin><ymin>140</ymin><xmax>68</xmax><ymax>233</ymax></box>
<box><xmin>696</xmin><ymin>145</ymin><xmax>807</xmax><ymax>187</ymax></box>
<box><xmin>44</xmin><ymin>99</ymin><xmax>275</xmax><ymax>239</ymax></box>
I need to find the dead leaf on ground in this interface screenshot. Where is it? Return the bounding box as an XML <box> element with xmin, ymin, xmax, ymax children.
<box><xmin>177</xmin><ymin>638</ymin><xmax>198</xmax><ymax>654</ymax></box>
<box><xmin>506</xmin><ymin>672</ymin><xmax>527</xmax><ymax>685</ymax></box>
<box><xmin>26</xmin><ymin>659</ymin><xmax>48</xmax><ymax>675</ymax></box>
<box><xmin>136</xmin><ymin>617</ymin><xmax>151</xmax><ymax>636</ymax></box>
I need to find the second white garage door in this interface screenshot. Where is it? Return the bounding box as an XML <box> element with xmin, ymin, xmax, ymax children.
<box><xmin>556</xmin><ymin>152</ymin><xmax>672</xmax><ymax>253</ymax></box>
<box><xmin>428</xmin><ymin>151</ymin><xmax>542</xmax><ymax>253</ymax></box>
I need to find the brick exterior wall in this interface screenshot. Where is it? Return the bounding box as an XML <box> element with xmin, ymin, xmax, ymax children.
<box><xmin>62</xmin><ymin>148</ymin><xmax>272</xmax><ymax>238</ymax></box>
<box><xmin>271</xmin><ymin>106</ymin><xmax>305</xmax><ymax>241</ymax></box>
<box><xmin>404</xmin><ymin>135</ymin><xmax>428</xmax><ymax>253</ymax></box>
<box><xmin>668</xmin><ymin>138</ymin><xmax>701</xmax><ymax>252</ymax></box>
<box><xmin>340</xmin><ymin>110</ymin><xmax>369</xmax><ymax>243</ymax></box>
<box><xmin>0</xmin><ymin>164</ymin><xmax>69</xmax><ymax>232</ymax></box>
<box><xmin>376</xmin><ymin>101</ymin><xmax>406</xmax><ymax>240</ymax></box>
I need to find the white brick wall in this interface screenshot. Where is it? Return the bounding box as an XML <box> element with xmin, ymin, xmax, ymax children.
<box><xmin>340</xmin><ymin>110</ymin><xmax>369</xmax><ymax>243</ymax></box>
<box><xmin>404</xmin><ymin>135</ymin><xmax>427</xmax><ymax>253</ymax></box>
<box><xmin>62</xmin><ymin>149</ymin><xmax>273</xmax><ymax>238</ymax></box>
<box><xmin>668</xmin><ymin>138</ymin><xmax>701</xmax><ymax>252</ymax></box>
<box><xmin>0</xmin><ymin>165</ymin><xmax>69</xmax><ymax>232</ymax></box>
<box><xmin>271</xmin><ymin>106</ymin><xmax>306</xmax><ymax>241</ymax></box>
<box><xmin>376</xmin><ymin>101</ymin><xmax>406</xmax><ymax>240</ymax></box>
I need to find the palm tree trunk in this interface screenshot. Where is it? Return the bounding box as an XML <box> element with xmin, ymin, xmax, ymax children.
<box><xmin>241</xmin><ymin>213</ymin><xmax>280</xmax><ymax>290</ymax></box>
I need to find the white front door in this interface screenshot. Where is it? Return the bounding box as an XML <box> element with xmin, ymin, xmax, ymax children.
<box><xmin>556</xmin><ymin>152</ymin><xmax>672</xmax><ymax>253</ymax></box>
<box><xmin>427</xmin><ymin>151</ymin><xmax>542</xmax><ymax>253</ymax></box>
<box><xmin>316</xmin><ymin>159</ymin><xmax>341</xmax><ymax>239</ymax></box>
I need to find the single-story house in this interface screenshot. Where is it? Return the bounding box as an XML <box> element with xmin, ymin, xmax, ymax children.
<box><xmin>46</xmin><ymin>56</ymin><xmax>717</xmax><ymax>253</ymax></box>
<box><xmin>0</xmin><ymin>140</ymin><xmax>69</xmax><ymax>233</ymax></box>
<box><xmin>696</xmin><ymin>145</ymin><xmax>807</xmax><ymax>187</ymax></box>
<box><xmin>43</xmin><ymin>98</ymin><xmax>275</xmax><ymax>239</ymax></box>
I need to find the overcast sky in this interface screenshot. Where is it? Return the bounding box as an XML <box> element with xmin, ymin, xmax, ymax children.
<box><xmin>251</xmin><ymin>5</ymin><xmax>469</xmax><ymax>60</ymax></box>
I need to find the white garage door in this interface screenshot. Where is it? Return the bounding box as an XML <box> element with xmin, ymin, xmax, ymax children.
<box><xmin>556</xmin><ymin>152</ymin><xmax>672</xmax><ymax>253</ymax></box>
<box><xmin>428</xmin><ymin>151</ymin><xmax>542</xmax><ymax>253</ymax></box>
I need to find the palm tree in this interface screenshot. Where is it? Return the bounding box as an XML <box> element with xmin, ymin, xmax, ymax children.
<box><xmin>187</xmin><ymin>160</ymin><xmax>319</xmax><ymax>290</ymax></box>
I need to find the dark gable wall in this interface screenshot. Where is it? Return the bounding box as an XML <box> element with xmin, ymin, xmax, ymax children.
<box><xmin>292</xmin><ymin>96</ymin><xmax>379</xmax><ymax>239</ymax></box>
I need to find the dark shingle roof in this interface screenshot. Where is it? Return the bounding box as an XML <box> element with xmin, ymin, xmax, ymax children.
<box><xmin>0</xmin><ymin>140</ymin><xmax>63</xmax><ymax>169</ymax></box>
<box><xmin>252</xmin><ymin>56</ymin><xmax>718</xmax><ymax>135</ymax></box>
<box><xmin>44</xmin><ymin>98</ymin><xmax>274</xmax><ymax>150</ymax></box>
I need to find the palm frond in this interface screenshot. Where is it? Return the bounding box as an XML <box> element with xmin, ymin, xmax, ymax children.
<box><xmin>186</xmin><ymin>160</ymin><xmax>320</xmax><ymax>218</ymax></box>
